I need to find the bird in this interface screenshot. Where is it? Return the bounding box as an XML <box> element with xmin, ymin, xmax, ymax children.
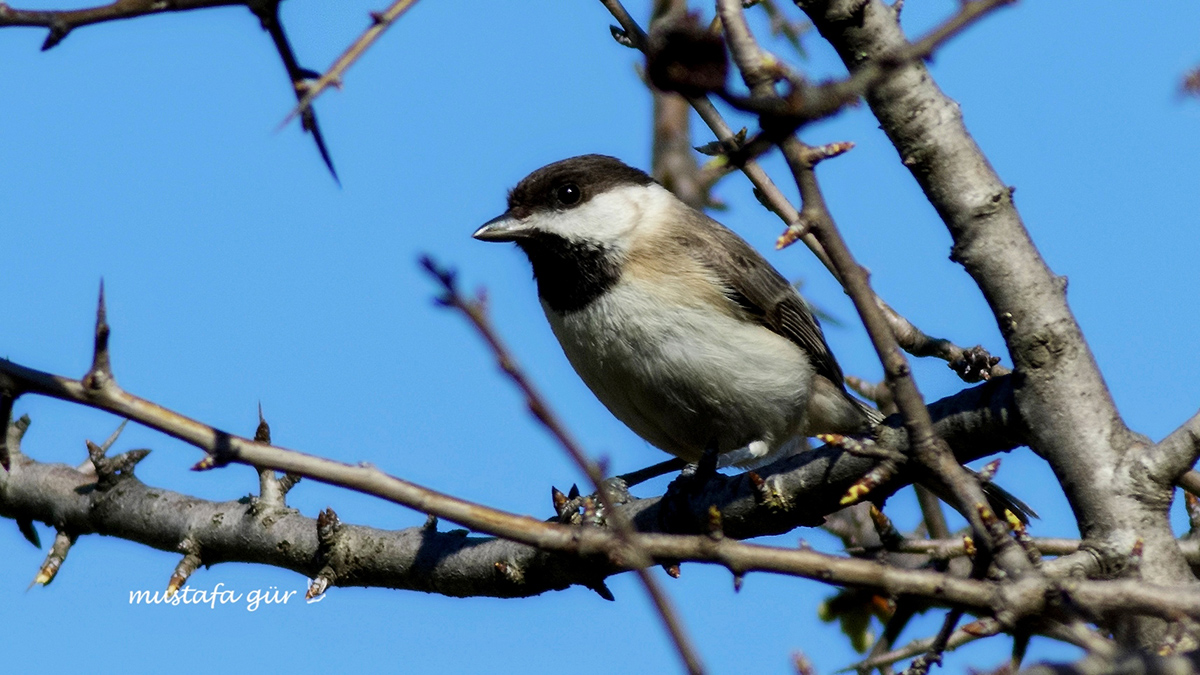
<box><xmin>473</xmin><ymin>154</ymin><xmax>880</xmax><ymax>469</ymax></box>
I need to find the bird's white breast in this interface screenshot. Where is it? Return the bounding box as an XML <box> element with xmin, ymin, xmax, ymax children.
<box><xmin>544</xmin><ymin>275</ymin><xmax>814</xmax><ymax>463</ymax></box>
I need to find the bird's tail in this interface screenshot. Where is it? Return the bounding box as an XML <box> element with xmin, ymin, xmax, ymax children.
<box><xmin>975</xmin><ymin>470</ymin><xmax>1040</xmax><ymax>525</ymax></box>
<box><xmin>851</xmin><ymin>396</ymin><xmax>885</xmax><ymax>431</ymax></box>
<box><xmin>846</xmin><ymin>398</ymin><xmax>1037</xmax><ymax>524</ymax></box>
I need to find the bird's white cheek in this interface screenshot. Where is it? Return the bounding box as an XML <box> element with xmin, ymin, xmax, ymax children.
<box><xmin>522</xmin><ymin>184</ymin><xmax>673</xmax><ymax>248</ymax></box>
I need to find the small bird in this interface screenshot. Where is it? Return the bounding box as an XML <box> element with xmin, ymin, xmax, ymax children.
<box><xmin>473</xmin><ymin>154</ymin><xmax>879</xmax><ymax>469</ymax></box>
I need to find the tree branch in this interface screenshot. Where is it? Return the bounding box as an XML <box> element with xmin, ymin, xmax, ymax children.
<box><xmin>599</xmin><ymin>0</ymin><xmax>1007</xmax><ymax>382</ymax></box>
<box><xmin>1148</xmin><ymin>410</ymin><xmax>1200</xmax><ymax>486</ymax></box>
<box><xmin>0</xmin><ymin>0</ymin><xmax>339</xmax><ymax>180</ymax></box>
<box><xmin>795</xmin><ymin>0</ymin><xmax>1198</xmax><ymax>646</ymax></box>
<box><xmin>281</xmin><ymin>0</ymin><xmax>422</xmax><ymax>130</ymax></box>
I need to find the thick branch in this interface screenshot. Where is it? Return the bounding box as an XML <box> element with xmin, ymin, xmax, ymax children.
<box><xmin>1149</xmin><ymin>410</ymin><xmax>1200</xmax><ymax>486</ymax></box>
<box><xmin>796</xmin><ymin>0</ymin><xmax>1197</xmax><ymax>646</ymax></box>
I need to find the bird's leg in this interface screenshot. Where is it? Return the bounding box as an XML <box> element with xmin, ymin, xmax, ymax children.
<box><xmin>657</xmin><ymin>442</ymin><xmax>724</xmax><ymax>533</ymax></box>
<box><xmin>615</xmin><ymin>458</ymin><xmax>687</xmax><ymax>488</ymax></box>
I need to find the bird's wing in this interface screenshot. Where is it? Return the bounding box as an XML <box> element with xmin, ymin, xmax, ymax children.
<box><xmin>675</xmin><ymin>212</ymin><xmax>846</xmax><ymax>388</ymax></box>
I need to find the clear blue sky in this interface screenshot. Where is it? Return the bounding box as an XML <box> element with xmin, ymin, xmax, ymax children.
<box><xmin>2</xmin><ymin>1</ymin><xmax>1198</xmax><ymax>672</ymax></box>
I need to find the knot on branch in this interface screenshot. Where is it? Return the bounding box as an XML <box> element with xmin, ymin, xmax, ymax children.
<box><xmin>308</xmin><ymin>507</ymin><xmax>346</xmax><ymax>600</ymax></box>
<box><xmin>949</xmin><ymin>345</ymin><xmax>1002</xmax><ymax>383</ymax></box>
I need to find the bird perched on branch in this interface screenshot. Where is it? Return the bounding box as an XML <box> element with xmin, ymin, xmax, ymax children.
<box><xmin>473</xmin><ymin>154</ymin><xmax>880</xmax><ymax>469</ymax></box>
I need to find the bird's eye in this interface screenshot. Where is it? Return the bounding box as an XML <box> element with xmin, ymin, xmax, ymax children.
<box><xmin>555</xmin><ymin>183</ymin><xmax>581</xmax><ymax>206</ymax></box>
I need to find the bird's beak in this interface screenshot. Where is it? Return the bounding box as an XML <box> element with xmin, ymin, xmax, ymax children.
<box><xmin>472</xmin><ymin>213</ymin><xmax>532</xmax><ymax>242</ymax></box>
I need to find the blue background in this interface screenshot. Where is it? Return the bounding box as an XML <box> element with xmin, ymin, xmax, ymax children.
<box><xmin>2</xmin><ymin>1</ymin><xmax>1198</xmax><ymax>672</ymax></box>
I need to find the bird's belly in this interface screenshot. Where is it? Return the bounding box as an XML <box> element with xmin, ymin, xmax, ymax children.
<box><xmin>544</xmin><ymin>283</ymin><xmax>813</xmax><ymax>462</ymax></box>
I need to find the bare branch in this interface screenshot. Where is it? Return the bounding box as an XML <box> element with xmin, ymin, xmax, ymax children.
<box><xmin>0</xmin><ymin>0</ymin><xmax>339</xmax><ymax>180</ymax></box>
<box><xmin>420</xmin><ymin>256</ymin><xmax>706</xmax><ymax>675</ymax></box>
<box><xmin>599</xmin><ymin>0</ymin><xmax>1006</xmax><ymax>376</ymax></box>
<box><xmin>1148</xmin><ymin>409</ymin><xmax>1200</xmax><ymax>486</ymax></box>
<box><xmin>282</xmin><ymin>0</ymin><xmax>422</xmax><ymax>129</ymax></box>
<box><xmin>0</xmin><ymin>0</ymin><xmax>242</xmax><ymax>49</ymax></box>
<box><xmin>795</xmin><ymin>0</ymin><xmax>1196</xmax><ymax>647</ymax></box>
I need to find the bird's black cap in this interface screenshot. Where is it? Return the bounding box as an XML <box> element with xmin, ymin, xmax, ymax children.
<box><xmin>503</xmin><ymin>155</ymin><xmax>655</xmax><ymax>220</ymax></box>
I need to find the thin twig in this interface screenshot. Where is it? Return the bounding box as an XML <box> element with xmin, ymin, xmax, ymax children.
<box><xmin>0</xmin><ymin>0</ymin><xmax>339</xmax><ymax>180</ymax></box>
<box><xmin>419</xmin><ymin>256</ymin><xmax>706</xmax><ymax>675</ymax></box>
<box><xmin>7</xmin><ymin>298</ymin><xmax>1200</xmax><ymax>629</ymax></box>
<box><xmin>281</xmin><ymin>0</ymin><xmax>421</xmax><ymax>129</ymax></box>
<box><xmin>598</xmin><ymin>0</ymin><xmax>1005</xmax><ymax>380</ymax></box>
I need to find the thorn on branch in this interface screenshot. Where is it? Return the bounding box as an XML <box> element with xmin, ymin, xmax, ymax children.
<box><xmin>551</xmin><ymin>485</ymin><xmax>582</xmax><ymax>524</ymax></box>
<box><xmin>732</xmin><ymin>572</ymin><xmax>744</xmax><ymax>593</ymax></box>
<box><xmin>86</xmin><ymin>439</ymin><xmax>150</xmax><ymax>489</ymax></box>
<box><xmin>255</xmin><ymin>402</ymin><xmax>270</xmax><ymax>444</ymax></box>
<box><xmin>586</xmin><ymin>579</ymin><xmax>616</xmax><ymax>601</ymax></box>
<box><xmin>82</xmin><ymin>280</ymin><xmax>113</xmax><ymax>392</ymax></box>
<box><xmin>251</xmin><ymin>404</ymin><xmax>299</xmax><ymax>508</ymax></box>
<box><xmin>17</xmin><ymin>518</ymin><xmax>41</xmax><ymax>548</ymax></box>
<box><xmin>1011</xmin><ymin>628</ymin><xmax>1031</xmax><ymax>671</ymax></box>
<box><xmin>662</xmin><ymin>562</ymin><xmax>681</xmax><ymax>579</ymax></box>
<box><xmin>552</xmin><ymin>485</ymin><xmax>568</xmax><ymax>514</ymax></box>
<box><xmin>41</xmin><ymin>21</ymin><xmax>69</xmax><ymax>51</ymax></box>
<box><xmin>167</xmin><ymin>540</ymin><xmax>202</xmax><ymax>597</ymax></box>
<box><xmin>422</xmin><ymin>514</ymin><xmax>438</xmax><ymax>532</ymax></box>
<box><xmin>31</xmin><ymin>529</ymin><xmax>76</xmax><ymax>587</ymax></box>
<box><xmin>751</xmin><ymin>186</ymin><xmax>775</xmax><ymax>214</ymax></box>
<box><xmin>98</xmin><ymin>419</ymin><xmax>128</xmax><ymax>454</ymax></box>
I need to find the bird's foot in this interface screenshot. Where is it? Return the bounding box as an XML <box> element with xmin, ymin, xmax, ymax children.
<box><xmin>657</xmin><ymin>446</ymin><xmax>724</xmax><ymax>533</ymax></box>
